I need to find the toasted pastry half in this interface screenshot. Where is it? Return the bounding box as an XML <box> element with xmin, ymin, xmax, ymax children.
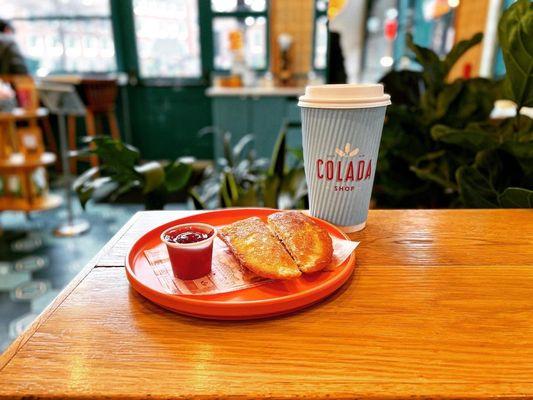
<box><xmin>267</xmin><ymin>211</ymin><xmax>333</xmax><ymax>273</ymax></box>
<box><xmin>218</xmin><ymin>217</ymin><xmax>301</xmax><ymax>280</ymax></box>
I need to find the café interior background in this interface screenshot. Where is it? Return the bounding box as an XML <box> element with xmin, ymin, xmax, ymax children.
<box><xmin>0</xmin><ymin>0</ymin><xmax>525</xmax><ymax>351</ymax></box>
<box><xmin>1</xmin><ymin>0</ymin><xmax>508</xmax><ymax>159</ymax></box>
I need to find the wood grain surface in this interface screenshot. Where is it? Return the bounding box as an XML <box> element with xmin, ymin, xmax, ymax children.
<box><xmin>97</xmin><ymin>209</ymin><xmax>533</xmax><ymax>267</ymax></box>
<box><xmin>0</xmin><ymin>209</ymin><xmax>532</xmax><ymax>399</ymax></box>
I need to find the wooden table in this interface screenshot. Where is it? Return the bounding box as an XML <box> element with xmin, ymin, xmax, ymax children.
<box><xmin>1</xmin><ymin>209</ymin><xmax>532</xmax><ymax>399</ymax></box>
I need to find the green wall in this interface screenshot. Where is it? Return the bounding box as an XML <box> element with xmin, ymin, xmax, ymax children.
<box><xmin>126</xmin><ymin>86</ymin><xmax>213</xmax><ymax>160</ymax></box>
<box><xmin>110</xmin><ymin>0</ymin><xmax>214</xmax><ymax>161</ymax></box>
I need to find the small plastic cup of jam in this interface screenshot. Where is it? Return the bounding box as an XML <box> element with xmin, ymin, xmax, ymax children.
<box><xmin>160</xmin><ymin>223</ymin><xmax>216</xmax><ymax>280</ymax></box>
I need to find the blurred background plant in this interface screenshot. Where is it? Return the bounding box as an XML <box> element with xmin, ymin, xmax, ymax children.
<box><xmin>74</xmin><ymin>123</ymin><xmax>308</xmax><ymax>212</ymax></box>
<box><xmin>73</xmin><ymin>137</ymin><xmax>200</xmax><ymax>210</ymax></box>
<box><xmin>189</xmin><ymin>128</ymin><xmax>268</xmax><ymax>209</ymax></box>
<box><xmin>190</xmin><ymin>122</ymin><xmax>308</xmax><ymax>210</ymax></box>
<box><xmin>377</xmin><ymin>0</ymin><xmax>532</xmax><ymax>208</ymax></box>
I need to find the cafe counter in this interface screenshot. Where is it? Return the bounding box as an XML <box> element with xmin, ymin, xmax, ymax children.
<box><xmin>206</xmin><ymin>86</ymin><xmax>305</xmax><ymax>160</ymax></box>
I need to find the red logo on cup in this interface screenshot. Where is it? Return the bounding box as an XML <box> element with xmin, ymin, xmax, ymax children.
<box><xmin>316</xmin><ymin>143</ymin><xmax>372</xmax><ymax>186</ymax></box>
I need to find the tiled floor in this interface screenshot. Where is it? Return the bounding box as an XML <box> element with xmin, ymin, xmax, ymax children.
<box><xmin>0</xmin><ymin>198</ymin><xmax>144</xmax><ymax>353</ymax></box>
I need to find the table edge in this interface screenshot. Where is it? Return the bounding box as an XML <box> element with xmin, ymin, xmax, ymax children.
<box><xmin>0</xmin><ymin>211</ymin><xmax>142</xmax><ymax>371</ymax></box>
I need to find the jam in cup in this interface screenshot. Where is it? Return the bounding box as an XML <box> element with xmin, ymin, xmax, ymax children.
<box><xmin>160</xmin><ymin>223</ymin><xmax>216</xmax><ymax>280</ymax></box>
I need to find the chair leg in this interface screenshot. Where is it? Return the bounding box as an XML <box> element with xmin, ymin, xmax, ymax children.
<box><xmin>85</xmin><ymin>110</ymin><xmax>99</xmax><ymax>168</ymax></box>
<box><xmin>108</xmin><ymin>111</ymin><xmax>121</xmax><ymax>141</ymax></box>
<box><xmin>40</xmin><ymin>117</ymin><xmax>60</xmax><ymax>173</ymax></box>
<box><xmin>67</xmin><ymin>115</ymin><xmax>77</xmax><ymax>174</ymax></box>
<box><xmin>96</xmin><ymin>113</ymin><xmax>104</xmax><ymax>137</ymax></box>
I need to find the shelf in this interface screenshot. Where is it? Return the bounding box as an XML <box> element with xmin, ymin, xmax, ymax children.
<box><xmin>206</xmin><ymin>86</ymin><xmax>305</xmax><ymax>97</ymax></box>
<box><xmin>0</xmin><ymin>107</ymin><xmax>49</xmax><ymax>121</ymax></box>
<box><xmin>0</xmin><ymin>193</ymin><xmax>62</xmax><ymax>212</ymax></box>
<box><xmin>0</xmin><ymin>152</ymin><xmax>56</xmax><ymax>171</ymax></box>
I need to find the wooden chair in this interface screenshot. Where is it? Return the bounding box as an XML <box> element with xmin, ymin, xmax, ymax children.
<box><xmin>68</xmin><ymin>78</ymin><xmax>121</xmax><ymax>173</ymax></box>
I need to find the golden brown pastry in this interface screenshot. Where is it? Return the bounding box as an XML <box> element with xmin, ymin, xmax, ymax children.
<box><xmin>267</xmin><ymin>211</ymin><xmax>333</xmax><ymax>273</ymax></box>
<box><xmin>218</xmin><ymin>217</ymin><xmax>301</xmax><ymax>280</ymax></box>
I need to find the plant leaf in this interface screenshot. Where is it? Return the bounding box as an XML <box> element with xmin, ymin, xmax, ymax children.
<box><xmin>431</xmin><ymin>124</ymin><xmax>499</xmax><ymax>152</ymax></box>
<box><xmin>455</xmin><ymin>149</ymin><xmax>523</xmax><ymax>207</ymax></box>
<box><xmin>498</xmin><ymin>0</ymin><xmax>533</xmax><ymax>108</ymax></box>
<box><xmin>456</xmin><ymin>165</ymin><xmax>500</xmax><ymax>207</ymax></box>
<box><xmin>233</xmin><ymin>134</ymin><xmax>255</xmax><ymax>160</ymax></box>
<box><xmin>86</xmin><ymin>137</ymin><xmax>139</xmax><ymax>169</ymax></box>
<box><xmin>406</xmin><ymin>33</ymin><xmax>445</xmax><ymax>89</ymax></box>
<box><xmin>501</xmin><ymin>140</ymin><xmax>533</xmax><ymax>178</ymax></box>
<box><xmin>135</xmin><ymin>161</ymin><xmax>165</xmax><ymax>194</ymax></box>
<box><xmin>269</xmin><ymin>122</ymin><xmax>287</xmax><ymax>177</ymax></box>
<box><xmin>235</xmin><ymin>186</ymin><xmax>260</xmax><ymax>207</ymax></box>
<box><xmin>288</xmin><ymin>147</ymin><xmax>304</xmax><ymax>161</ymax></box>
<box><xmin>443</xmin><ymin>32</ymin><xmax>483</xmax><ymax>76</ymax></box>
<box><xmin>278</xmin><ymin>167</ymin><xmax>307</xmax><ymax>209</ymax></box>
<box><xmin>109</xmin><ymin>181</ymin><xmax>139</xmax><ymax>202</ymax></box>
<box><xmin>379</xmin><ymin>70</ymin><xmax>423</xmax><ymax>107</ymax></box>
<box><xmin>263</xmin><ymin>175</ymin><xmax>280</xmax><ymax>208</ymax></box>
<box><xmin>446</xmin><ymin>78</ymin><xmax>502</xmax><ymax>124</ymax></box>
<box><xmin>222</xmin><ymin>131</ymin><xmax>235</xmax><ymax>168</ymax></box>
<box><xmin>498</xmin><ymin>187</ymin><xmax>533</xmax><ymax>207</ymax></box>
<box><xmin>164</xmin><ymin>162</ymin><xmax>193</xmax><ymax>193</ymax></box>
<box><xmin>225</xmin><ymin>171</ymin><xmax>239</xmax><ymax>203</ymax></box>
<box><xmin>188</xmin><ymin>189</ymin><xmax>207</xmax><ymax>210</ymax></box>
<box><xmin>433</xmin><ymin>80</ymin><xmax>464</xmax><ymax>120</ymax></box>
<box><xmin>410</xmin><ymin>165</ymin><xmax>456</xmax><ymax>190</ymax></box>
<box><xmin>72</xmin><ymin>166</ymin><xmax>99</xmax><ymax>193</ymax></box>
<box><xmin>72</xmin><ymin>166</ymin><xmax>99</xmax><ymax>209</ymax></box>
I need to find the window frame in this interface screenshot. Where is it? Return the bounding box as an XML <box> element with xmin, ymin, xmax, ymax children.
<box><xmin>8</xmin><ymin>1</ymin><xmax>275</xmax><ymax>85</ymax></box>
<box><xmin>9</xmin><ymin>9</ymin><xmax>118</xmax><ymax>75</ymax></box>
<box><xmin>127</xmin><ymin>0</ymin><xmax>207</xmax><ymax>84</ymax></box>
<box><xmin>210</xmin><ymin>4</ymin><xmax>270</xmax><ymax>73</ymax></box>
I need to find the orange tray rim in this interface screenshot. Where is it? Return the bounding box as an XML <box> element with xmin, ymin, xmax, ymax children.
<box><xmin>125</xmin><ymin>208</ymin><xmax>356</xmax><ymax>308</ymax></box>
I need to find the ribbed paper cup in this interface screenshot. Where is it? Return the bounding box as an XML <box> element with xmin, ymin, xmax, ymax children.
<box><xmin>299</xmin><ymin>84</ymin><xmax>390</xmax><ymax>232</ymax></box>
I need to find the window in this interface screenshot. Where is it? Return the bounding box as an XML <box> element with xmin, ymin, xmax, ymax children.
<box><xmin>4</xmin><ymin>0</ymin><xmax>116</xmax><ymax>76</ymax></box>
<box><xmin>211</xmin><ymin>0</ymin><xmax>266</xmax><ymax>13</ymax></box>
<box><xmin>313</xmin><ymin>0</ymin><xmax>329</xmax><ymax>71</ymax></box>
<box><xmin>211</xmin><ymin>0</ymin><xmax>268</xmax><ymax>71</ymax></box>
<box><xmin>132</xmin><ymin>0</ymin><xmax>202</xmax><ymax>78</ymax></box>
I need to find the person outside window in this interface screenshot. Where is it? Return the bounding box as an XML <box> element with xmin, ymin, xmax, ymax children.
<box><xmin>0</xmin><ymin>19</ymin><xmax>29</xmax><ymax>75</ymax></box>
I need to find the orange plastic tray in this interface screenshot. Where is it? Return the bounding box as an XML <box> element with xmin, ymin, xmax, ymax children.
<box><xmin>126</xmin><ymin>208</ymin><xmax>356</xmax><ymax>320</ymax></box>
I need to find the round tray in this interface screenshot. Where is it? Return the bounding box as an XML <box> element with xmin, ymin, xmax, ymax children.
<box><xmin>126</xmin><ymin>208</ymin><xmax>356</xmax><ymax>320</ymax></box>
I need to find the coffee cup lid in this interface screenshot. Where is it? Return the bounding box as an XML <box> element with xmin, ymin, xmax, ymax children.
<box><xmin>298</xmin><ymin>84</ymin><xmax>391</xmax><ymax>109</ymax></box>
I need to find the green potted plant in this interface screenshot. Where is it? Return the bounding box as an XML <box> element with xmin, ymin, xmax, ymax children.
<box><xmin>190</xmin><ymin>121</ymin><xmax>307</xmax><ymax>210</ymax></box>
<box><xmin>74</xmin><ymin>136</ymin><xmax>196</xmax><ymax>210</ymax></box>
<box><xmin>377</xmin><ymin>0</ymin><xmax>532</xmax><ymax>208</ymax></box>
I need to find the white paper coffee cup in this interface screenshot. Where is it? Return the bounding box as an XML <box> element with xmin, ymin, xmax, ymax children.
<box><xmin>299</xmin><ymin>84</ymin><xmax>391</xmax><ymax>232</ymax></box>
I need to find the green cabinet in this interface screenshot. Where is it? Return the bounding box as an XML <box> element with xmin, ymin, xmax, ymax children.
<box><xmin>250</xmin><ymin>97</ymin><xmax>289</xmax><ymax>159</ymax></box>
<box><xmin>211</xmin><ymin>97</ymin><xmax>251</xmax><ymax>161</ymax></box>
<box><xmin>128</xmin><ymin>86</ymin><xmax>213</xmax><ymax>160</ymax></box>
<box><xmin>210</xmin><ymin>94</ymin><xmax>302</xmax><ymax>161</ymax></box>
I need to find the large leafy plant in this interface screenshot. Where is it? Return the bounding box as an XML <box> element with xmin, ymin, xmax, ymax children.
<box><xmin>189</xmin><ymin>129</ymin><xmax>268</xmax><ymax>209</ymax></box>
<box><xmin>190</xmin><ymin>122</ymin><xmax>308</xmax><ymax>210</ymax></box>
<box><xmin>432</xmin><ymin>0</ymin><xmax>532</xmax><ymax>207</ymax></box>
<box><xmin>377</xmin><ymin>0</ymin><xmax>532</xmax><ymax>208</ymax></box>
<box><xmin>74</xmin><ymin>137</ymin><xmax>195</xmax><ymax>210</ymax></box>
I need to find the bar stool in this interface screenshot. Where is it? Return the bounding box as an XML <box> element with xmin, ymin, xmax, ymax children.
<box><xmin>68</xmin><ymin>78</ymin><xmax>121</xmax><ymax>173</ymax></box>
